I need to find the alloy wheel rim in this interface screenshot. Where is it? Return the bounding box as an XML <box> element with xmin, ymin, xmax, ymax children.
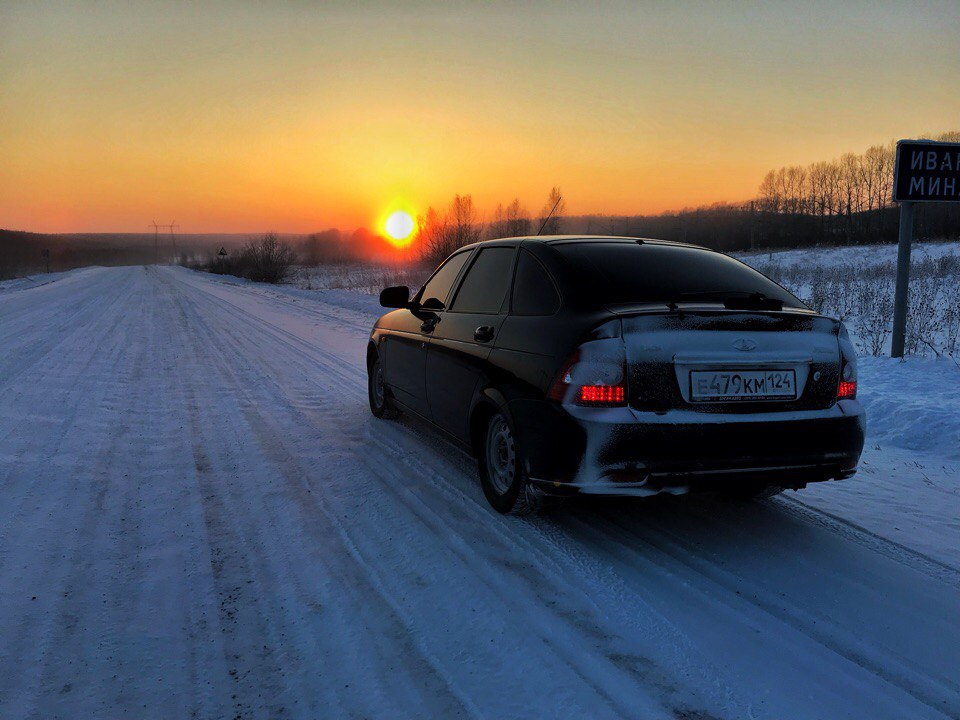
<box><xmin>486</xmin><ymin>416</ymin><xmax>516</xmax><ymax>495</ymax></box>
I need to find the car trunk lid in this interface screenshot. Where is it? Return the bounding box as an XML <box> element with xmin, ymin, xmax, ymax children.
<box><xmin>613</xmin><ymin>305</ymin><xmax>841</xmax><ymax>412</ymax></box>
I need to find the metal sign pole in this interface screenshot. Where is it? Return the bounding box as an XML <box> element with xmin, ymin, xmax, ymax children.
<box><xmin>890</xmin><ymin>201</ymin><xmax>914</xmax><ymax>358</ymax></box>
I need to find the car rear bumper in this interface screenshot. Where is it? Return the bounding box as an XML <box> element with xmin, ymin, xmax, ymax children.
<box><xmin>510</xmin><ymin>399</ymin><xmax>865</xmax><ymax>497</ymax></box>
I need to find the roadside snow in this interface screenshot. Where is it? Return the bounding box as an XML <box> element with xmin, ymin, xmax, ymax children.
<box><xmin>0</xmin><ymin>266</ymin><xmax>103</xmax><ymax>293</ymax></box>
<box><xmin>735</xmin><ymin>239</ymin><xmax>960</xmax><ymax>268</ymax></box>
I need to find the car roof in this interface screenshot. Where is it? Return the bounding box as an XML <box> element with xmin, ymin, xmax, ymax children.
<box><xmin>458</xmin><ymin>235</ymin><xmax>710</xmax><ymax>252</ymax></box>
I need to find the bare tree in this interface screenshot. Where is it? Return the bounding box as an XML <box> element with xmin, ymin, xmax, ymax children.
<box><xmin>488</xmin><ymin>203</ymin><xmax>509</xmax><ymax>240</ymax></box>
<box><xmin>488</xmin><ymin>197</ymin><xmax>531</xmax><ymax>239</ymax></box>
<box><xmin>416</xmin><ymin>206</ymin><xmax>451</xmax><ymax>265</ymax></box>
<box><xmin>449</xmin><ymin>194</ymin><xmax>481</xmax><ymax>248</ymax></box>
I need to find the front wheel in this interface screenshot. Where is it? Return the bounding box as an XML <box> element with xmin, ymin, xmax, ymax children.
<box><xmin>368</xmin><ymin>356</ymin><xmax>398</xmax><ymax>419</ymax></box>
<box><xmin>478</xmin><ymin>412</ymin><xmax>542</xmax><ymax>515</ymax></box>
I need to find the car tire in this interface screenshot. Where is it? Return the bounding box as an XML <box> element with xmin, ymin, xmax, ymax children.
<box><xmin>478</xmin><ymin>411</ymin><xmax>542</xmax><ymax>515</ymax></box>
<box><xmin>368</xmin><ymin>355</ymin><xmax>398</xmax><ymax>419</ymax></box>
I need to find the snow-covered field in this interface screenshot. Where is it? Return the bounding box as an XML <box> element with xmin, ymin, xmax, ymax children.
<box><xmin>0</xmin><ymin>263</ymin><xmax>957</xmax><ymax>720</ymax></box>
<box><xmin>737</xmin><ymin>241</ymin><xmax>960</xmax><ymax>357</ymax></box>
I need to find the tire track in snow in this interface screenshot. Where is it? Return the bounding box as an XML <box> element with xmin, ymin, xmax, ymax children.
<box><xmin>2</xmin><ymin>269</ymin><xmax>155</xmax><ymax>718</ymax></box>
<box><xmin>573</xmin><ymin>501</ymin><xmax>959</xmax><ymax>717</ymax></box>
<box><xmin>777</xmin><ymin>495</ymin><xmax>960</xmax><ymax>584</ymax></box>
<box><xmin>167</xmin><ymin>276</ymin><xmax>481</xmax><ymax>720</ymax></box>
<box><xmin>165</xmin><ymin>271</ymin><xmax>701</xmax><ymax>719</ymax></box>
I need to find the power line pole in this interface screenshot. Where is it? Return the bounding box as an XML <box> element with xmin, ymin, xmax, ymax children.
<box><xmin>168</xmin><ymin>221</ymin><xmax>180</xmax><ymax>261</ymax></box>
<box><xmin>148</xmin><ymin>221</ymin><xmax>180</xmax><ymax>264</ymax></box>
<box><xmin>150</xmin><ymin>220</ymin><xmax>160</xmax><ymax>263</ymax></box>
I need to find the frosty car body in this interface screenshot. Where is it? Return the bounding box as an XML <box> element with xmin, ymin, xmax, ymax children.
<box><xmin>366</xmin><ymin>236</ymin><xmax>865</xmax><ymax>503</ymax></box>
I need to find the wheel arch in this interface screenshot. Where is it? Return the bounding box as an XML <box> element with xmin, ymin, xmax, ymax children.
<box><xmin>468</xmin><ymin>387</ymin><xmax>511</xmax><ymax>458</ymax></box>
<box><xmin>366</xmin><ymin>340</ymin><xmax>379</xmax><ymax>371</ymax></box>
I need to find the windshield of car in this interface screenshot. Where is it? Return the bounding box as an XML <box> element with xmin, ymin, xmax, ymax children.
<box><xmin>555</xmin><ymin>242</ymin><xmax>805</xmax><ymax>309</ymax></box>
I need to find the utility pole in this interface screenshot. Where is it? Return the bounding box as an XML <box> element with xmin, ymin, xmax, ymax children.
<box><xmin>148</xmin><ymin>221</ymin><xmax>180</xmax><ymax>264</ymax></box>
<box><xmin>150</xmin><ymin>220</ymin><xmax>160</xmax><ymax>263</ymax></box>
<box><xmin>168</xmin><ymin>221</ymin><xmax>180</xmax><ymax>261</ymax></box>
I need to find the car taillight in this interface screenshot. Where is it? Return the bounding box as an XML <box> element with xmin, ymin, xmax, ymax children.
<box><xmin>837</xmin><ymin>360</ymin><xmax>857</xmax><ymax>399</ymax></box>
<box><xmin>548</xmin><ymin>350</ymin><xmax>627</xmax><ymax>407</ymax></box>
<box><xmin>837</xmin><ymin>380</ymin><xmax>857</xmax><ymax>399</ymax></box>
<box><xmin>578</xmin><ymin>385</ymin><xmax>625</xmax><ymax>404</ymax></box>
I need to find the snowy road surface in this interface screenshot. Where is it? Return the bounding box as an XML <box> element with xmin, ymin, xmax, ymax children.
<box><xmin>0</xmin><ymin>265</ymin><xmax>957</xmax><ymax>720</ymax></box>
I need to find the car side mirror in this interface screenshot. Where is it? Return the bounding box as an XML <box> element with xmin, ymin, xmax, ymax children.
<box><xmin>379</xmin><ymin>285</ymin><xmax>410</xmax><ymax>308</ymax></box>
<box><xmin>420</xmin><ymin>297</ymin><xmax>445</xmax><ymax>311</ymax></box>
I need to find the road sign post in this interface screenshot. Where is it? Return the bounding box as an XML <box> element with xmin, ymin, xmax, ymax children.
<box><xmin>890</xmin><ymin>202</ymin><xmax>914</xmax><ymax>358</ymax></box>
<box><xmin>890</xmin><ymin>139</ymin><xmax>960</xmax><ymax>358</ymax></box>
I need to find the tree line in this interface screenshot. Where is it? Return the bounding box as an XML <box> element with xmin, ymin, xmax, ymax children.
<box><xmin>577</xmin><ymin>132</ymin><xmax>960</xmax><ymax>252</ymax></box>
<box><xmin>3</xmin><ymin>133</ymin><xmax>958</xmax><ymax>279</ymax></box>
<box><xmin>752</xmin><ymin>130</ymin><xmax>960</xmax><ymax>247</ymax></box>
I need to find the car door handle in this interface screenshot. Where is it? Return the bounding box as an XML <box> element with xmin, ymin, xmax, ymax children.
<box><xmin>474</xmin><ymin>325</ymin><xmax>495</xmax><ymax>343</ymax></box>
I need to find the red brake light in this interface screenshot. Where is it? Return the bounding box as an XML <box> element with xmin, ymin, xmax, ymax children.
<box><xmin>837</xmin><ymin>380</ymin><xmax>857</xmax><ymax>399</ymax></box>
<box><xmin>548</xmin><ymin>350</ymin><xmax>627</xmax><ymax>407</ymax></box>
<box><xmin>578</xmin><ymin>385</ymin><xmax>625</xmax><ymax>405</ymax></box>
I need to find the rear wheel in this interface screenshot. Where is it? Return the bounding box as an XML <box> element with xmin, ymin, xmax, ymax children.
<box><xmin>368</xmin><ymin>356</ymin><xmax>398</xmax><ymax>419</ymax></box>
<box><xmin>479</xmin><ymin>412</ymin><xmax>542</xmax><ymax>515</ymax></box>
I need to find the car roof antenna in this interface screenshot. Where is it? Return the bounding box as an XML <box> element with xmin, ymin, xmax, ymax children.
<box><xmin>536</xmin><ymin>195</ymin><xmax>563</xmax><ymax>236</ymax></box>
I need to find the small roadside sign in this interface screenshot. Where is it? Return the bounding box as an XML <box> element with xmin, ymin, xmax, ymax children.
<box><xmin>893</xmin><ymin>140</ymin><xmax>960</xmax><ymax>203</ymax></box>
<box><xmin>890</xmin><ymin>138</ymin><xmax>960</xmax><ymax>357</ymax></box>
<box><xmin>218</xmin><ymin>247</ymin><xmax>227</xmax><ymax>257</ymax></box>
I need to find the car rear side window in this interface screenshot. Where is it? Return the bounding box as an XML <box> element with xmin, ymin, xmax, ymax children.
<box><xmin>418</xmin><ymin>250</ymin><xmax>471</xmax><ymax>308</ymax></box>
<box><xmin>511</xmin><ymin>250</ymin><xmax>560</xmax><ymax>315</ymax></box>
<box><xmin>555</xmin><ymin>242</ymin><xmax>804</xmax><ymax>308</ymax></box>
<box><xmin>450</xmin><ymin>247</ymin><xmax>515</xmax><ymax>314</ymax></box>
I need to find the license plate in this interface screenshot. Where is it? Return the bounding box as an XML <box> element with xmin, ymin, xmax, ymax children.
<box><xmin>690</xmin><ymin>369</ymin><xmax>796</xmax><ymax>402</ymax></box>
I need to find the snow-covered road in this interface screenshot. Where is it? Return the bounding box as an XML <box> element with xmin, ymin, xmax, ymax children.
<box><xmin>0</xmin><ymin>266</ymin><xmax>957</xmax><ymax>720</ymax></box>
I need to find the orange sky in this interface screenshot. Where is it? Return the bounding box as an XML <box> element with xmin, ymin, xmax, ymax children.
<box><xmin>2</xmin><ymin>1</ymin><xmax>958</xmax><ymax>234</ymax></box>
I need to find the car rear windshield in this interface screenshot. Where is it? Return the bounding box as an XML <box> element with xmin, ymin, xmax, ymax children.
<box><xmin>555</xmin><ymin>242</ymin><xmax>805</xmax><ymax>308</ymax></box>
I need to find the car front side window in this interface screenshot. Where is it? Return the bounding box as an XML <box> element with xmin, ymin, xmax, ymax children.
<box><xmin>417</xmin><ymin>251</ymin><xmax>471</xmax><ymax>309</ymax></box>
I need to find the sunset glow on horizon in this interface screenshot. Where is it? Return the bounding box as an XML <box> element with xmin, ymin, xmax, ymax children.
<box><xmin>2</xmin><ymin>2</ymin><xmax>959</xmax><ymax>234</ymax></box>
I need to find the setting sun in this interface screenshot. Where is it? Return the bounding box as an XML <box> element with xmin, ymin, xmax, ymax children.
<box><xmin>383</xmin><ymin>210</ymin><xmax>415</xmax><ymax>246</ymax></box>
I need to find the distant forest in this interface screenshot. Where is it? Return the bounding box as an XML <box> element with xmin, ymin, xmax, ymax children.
<box><xmin>2</xmin><ymin>132</ymin><xmax>958</xmax><ymax>278</ymax></box>
<box><xmin>568</xmin><ymin>130</ymin><xmax>960</xmax><ymax>254</ymax></box>
<box><xmin>0</xmin><ymin>231</ymin><xmax>255</xmax><ymax>280</ymax></box>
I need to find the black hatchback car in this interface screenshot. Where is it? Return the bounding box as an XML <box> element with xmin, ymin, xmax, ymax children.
<box><xmin>367</xmin><ymin>236</ymin><xmax>865</xmax><ymax>514</ymax></box>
